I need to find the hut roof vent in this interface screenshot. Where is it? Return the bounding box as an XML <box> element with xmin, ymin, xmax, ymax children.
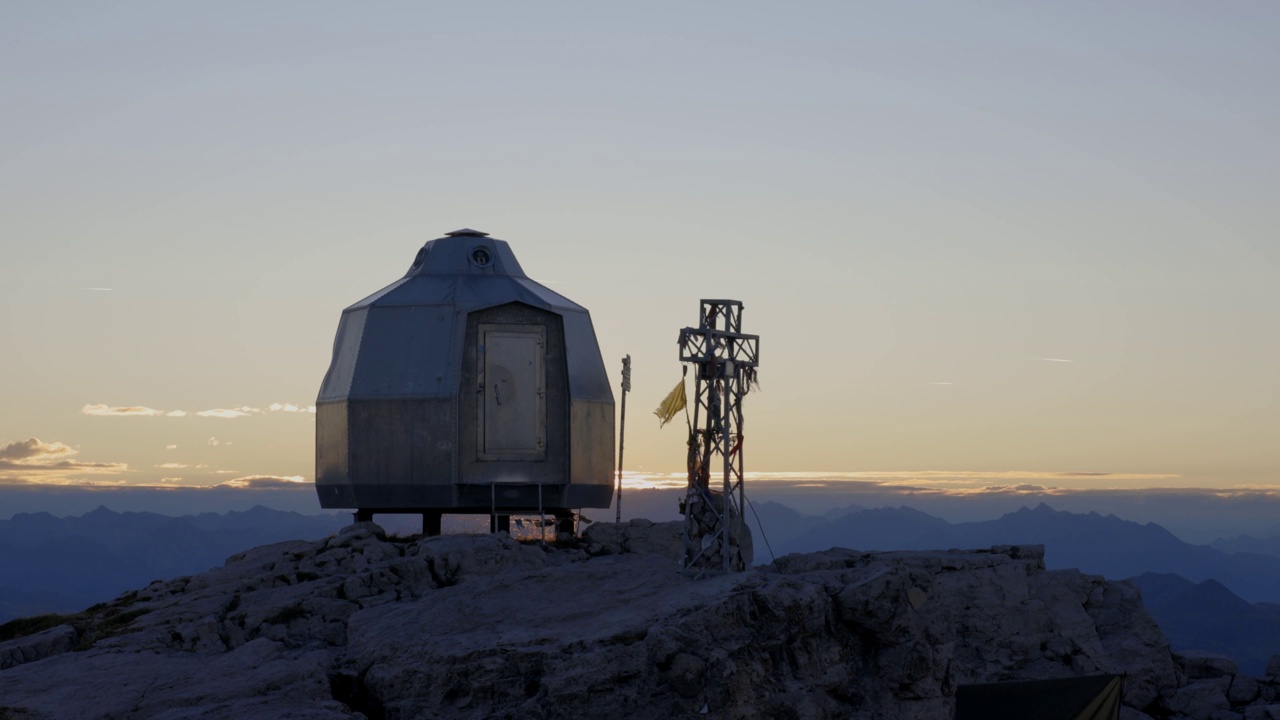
<box><xmin>445</xmin><ymin>228</ymin><xmax>490</xmax><ymax>237</ymax></box>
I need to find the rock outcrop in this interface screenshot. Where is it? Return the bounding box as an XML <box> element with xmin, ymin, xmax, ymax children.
<box><xmin>0</xmin><ymin>519</ymin><xmax>1274</xmax><ymax>719</ymax></box>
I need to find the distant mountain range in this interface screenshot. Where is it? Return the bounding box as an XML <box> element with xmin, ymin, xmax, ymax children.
<box><xmin>751</xmin><ymin>501</ymin><xmax>1280</xmax><ymax>605</ymax></box>
<box><xmin>742</xmin><ymin>501</ymin><xmax>1280</xmax><ymax>674</ymax></box>
<box><xmin>1130</xmin><ymin>573</ymin><xmax>1280</xmax><ymax>675</ymax></box>
<box><xmin>0</xmin><ymin>505</ymin><xmax>347</xmax><ymax>622</ymax></box>
<box><xmin>11</xmin><ymin>500</ymin><xmax>1280</xmax><ymax>676</ymax></box>
<box><xmin>1212</xmin><ymin>533</ymin><xmax>1280</xmax><ymax>558</ymax></box>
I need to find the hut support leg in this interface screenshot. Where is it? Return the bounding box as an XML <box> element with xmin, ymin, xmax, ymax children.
<box><xmin>422</xmin><ymin>512</ymin><xmax>441</xmax><ymax>537</ymax></box>
<box><xmin>554</xmin><ymin>511</ymin><xmax>575</xmax><ymax>537</ymax></box>
<box><xmin>354</xmin><ymin>509</ymin><xmax>373</xmax><ymax>523</ymax></box>
<box><xmin>491</xmin><ymin>514</ymin><xmax>510</xmax><ymax>534</ymax></box>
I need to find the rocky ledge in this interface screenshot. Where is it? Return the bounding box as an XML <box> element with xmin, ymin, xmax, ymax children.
<box><xmin>2</xmin><ymin>519</ymin><xmax>1279</xmax><ymax>719</ymax></box>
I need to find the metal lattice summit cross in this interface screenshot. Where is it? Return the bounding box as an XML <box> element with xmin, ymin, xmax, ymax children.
<box><xmin>678</xmin><ymin>299</ymin><xmax>760</xmax><ymax>574</ymax></box>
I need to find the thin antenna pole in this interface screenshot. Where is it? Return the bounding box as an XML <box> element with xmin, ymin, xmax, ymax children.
<box><xmin>616</xmin><ymin>355</ymin><xmax>631</xmax><ymax>523</ymax></box>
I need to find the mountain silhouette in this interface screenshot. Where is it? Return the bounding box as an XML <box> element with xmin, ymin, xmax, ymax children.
<box><xmin>1131</xmin><ymin>572</ymin><xmax>1280</xmax><ymax>674</ymax></box>
<box><xmin>775</xmin><ymin>503</ymin><xmax>1280</xmax><ymax>604</ymax></box>
<box><xmin>0</xmin><ymin>505</ymin><xmax>347</xmax><ymax>621</ymax></box>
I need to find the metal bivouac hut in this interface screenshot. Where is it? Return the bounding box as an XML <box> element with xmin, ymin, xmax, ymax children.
<box><xmin>315</xmin><ymin>229</ymin><xmax>615</xmax><ymax>535</ymax></box>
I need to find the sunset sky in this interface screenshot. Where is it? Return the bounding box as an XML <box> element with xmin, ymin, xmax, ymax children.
<box><xmin>2</xmin><ymin>2</ymin><xmax>1277</xmax><ymax>507</ymax></box>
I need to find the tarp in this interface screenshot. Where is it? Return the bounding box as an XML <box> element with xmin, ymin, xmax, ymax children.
<box><xmin>955</xmin><ymin>674</ymin><xmax>1123</xmax><ymax>720</ymax></box>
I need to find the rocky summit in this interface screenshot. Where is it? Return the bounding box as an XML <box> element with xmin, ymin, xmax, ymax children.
<box><xmin>3</xmin><ymin>519</ymin><xmax>1280</xmax><ymax>719</ymax></box>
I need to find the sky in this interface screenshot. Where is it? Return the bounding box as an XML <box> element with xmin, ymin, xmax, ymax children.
<box><xmin>1</xmin><ymin>2</ymin><xmax>1277</xmax><ymax>513</ymax></box>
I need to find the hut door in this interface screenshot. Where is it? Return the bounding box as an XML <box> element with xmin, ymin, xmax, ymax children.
<box><xmin>477</xmin><ymin>324</ymin><xmax>546</xmax><ymax>463</ymax></box>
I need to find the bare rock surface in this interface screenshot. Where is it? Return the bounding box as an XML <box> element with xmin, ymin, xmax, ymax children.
<box><xmin>0</xmin><ymin>520</ymin><xmax>1275</xmax><ymax>719</ymax></box>
<box><xmin>0</xmin><ymin>623</ymin><xmax>77</xmax><ymax>670</ymax></box>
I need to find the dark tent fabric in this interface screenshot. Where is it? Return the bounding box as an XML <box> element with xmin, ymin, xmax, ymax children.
<box><xmin>955</xmin><ymin>674</ymin><xmax>1124</xmax><ymax>720</ymax></box>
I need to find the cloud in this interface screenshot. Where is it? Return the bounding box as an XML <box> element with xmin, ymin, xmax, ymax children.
<box><xmin>0</xmin><ymin>438</ymin><xmax>128</xmax><ymax>483</ymax></box>
<box><xmin>156</xmin><ymin>463</ymin><xmax>188</xmax><ymax>469</ymax></box>
<box><xmin>85</xmin><ymin>403</ymin><xmax>315</xmax><ymax>419</ymax></box>
<box><xmin>974</xmin><ymin>484</ymin><xmax>1050</xmax><ymax>494</ymax></box>
<box><xmin>1033</xmin><ymin>357</ymin><xmax>1074</xmax><ymax>363</ymax></box>
<box><xmin>745</xmin><ymin>470</ymin><xmax>1179</xmax><ymax>485</ymax></box>
<box><xmin>216</xmin><ymin>475</ymin><xmax>307</xmax><ymax>489</ymax></box>
<box><xmin>81</xmin><ymin>404</ymin><xmax>167</xmax><ymax>417</ymax></box>
<box><xmin>267</xmin><ymin>403</ymin><xmax>318</xmax><ymax>414</ymax></box>
<box><xmin>165</xmin><ymin>444</ymin><xmax>177</xmax><ymax>450</ymax></box>
<box><xmin>187</xmin><ymin>403</ymin><xmax>319</xmax><ymax>417</ymax></box>
<box><xmin>196</xmin><ymin>409</ymin><xmax>254</xmax><ymax>419</ymax></box>
<box><xmin>196</xmin><ymin>404</ymin><xmax>319</xmax><ymax>418</ymax></box>
<box><xmin>621</xmin><ymin>470</ymin><xmax>1187</xmax><ymax>492</ymax></box>
<box><xmin>84</xmin><ymin>287</ymin><xmax>113</xmax><ymax>291</ymax></box>
<box><xmin>0</xmin><ymin>438</ymin><xmax>74</xmax><ymax>463</ymax></box>
<box><xmin>207</xmin><ymin>437</ymin><xmax>220</xmax><ymax>446</ymax></box>
<box><xmin>196</xmin><ymin>404</ymin><xmax>320</xmax><ymax>417</ymax></box>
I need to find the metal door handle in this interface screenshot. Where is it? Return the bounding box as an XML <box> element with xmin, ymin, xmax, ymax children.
<box><xmin>493</xmin><ymin>384</ymin><xmax>502</xmax><ymax>406</ymax></box>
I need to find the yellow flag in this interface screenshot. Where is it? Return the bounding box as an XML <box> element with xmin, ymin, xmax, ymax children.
<box><xmin>653</xmin><ymin>380</ymin><xmax>687</xmax><ymax>428</ymax></box>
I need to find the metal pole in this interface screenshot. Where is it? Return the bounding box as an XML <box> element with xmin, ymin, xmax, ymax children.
<box><xmin>616</xmin><ymin>355</ymin><xmax>631</xmax><ymax>523</ymax></box>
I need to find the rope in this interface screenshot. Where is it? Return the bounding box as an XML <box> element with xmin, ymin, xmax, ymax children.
<box><xmin>744</xmin><ymin>492</ymin><xmax>776</xmax><ymax>564</ymax></box>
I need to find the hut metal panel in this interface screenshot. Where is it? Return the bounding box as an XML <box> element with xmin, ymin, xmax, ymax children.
<box><xmin>317</xmin><ymin>309</ymin><xmax>368</xmax><ymax>402</ymax></box>
<box><xmin>563</xmin><ymin>481</ymin><xmax>614</xmax><ymax>508</ymax></box>
<box><xmin>407</xmin><ymin>234</ymin><xmax>525</xmax><ymax>278</ymax></box>
<box><xmin>346</xmin><ymin>398</ymin><xmax>456</xmax><ymax>488</ymax></box>
<box><xmin>347</xmin><ymin>277</ymin><xmax>410</xmax><ymax>309</ymax></box>
<box><xmin>569</xmin><ymin>399</ymin><xmax>615</xmax><ymax>486</ymax></box>
<box><xmin>362</xmin><ymin>275</ymin><xmax>457</xmax><ymax>307</ymax></box>
<box><xmin>456</xmin><ymin>275</ymin><xmax>543</xmax><ymax>311</ymax></box>
<box><xmin>344</xmin><ymin>482</ymin><xmax>454</xmax><ymax>510</ymax></box>
<box><xmin>315</xmin><ymin>401</ymin><xmax>350</xmax><ymax>501</ymax></box>
<box><xmin>347</xmin><ymin>305</ymin><xmax>455</xmax><ymax>400</ymax></box>
<box><xmin>562</xmin><ymin>311</ymin><xmax>614</xmax><ymax>401</ymax></box>
<box><xmin>512</xmin><ymin>277</ymin><xmax>583</xmax><ymax>310</ymax></box>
